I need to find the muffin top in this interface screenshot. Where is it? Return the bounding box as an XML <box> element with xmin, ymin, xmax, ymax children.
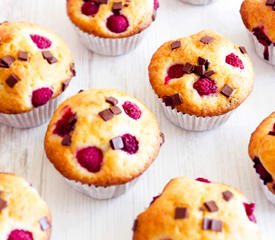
<box><xmin>133</xmin><ymin>177</ymin><xmax>259</xmax><ymax>240</ymax></box>
<box><xmin>67</xmin><ymin>0</ymin><xmax>159</xmax><ymax>38</ymax></box>
<box><xmin>249</xmin><ymin>112</ymin><xmax>275</xmax><ymax>193</ymax></box>
<box><xmin>149</xmin><ymin>30</ymin><xmax>254</xmax><ymax>117</ymax></box>
<box><xmin>45</xmin><ymin>88</ymin><xmax>163</xmax><ymax>186</ymax></box>
<box><xmin>0</xmin><ymin>21</ymin><xmax>75</xmax><ymax>114</ymax></box>
<box><xmin>0</xmin><ymin>173</ymin><xmax>51</xmax><ymax>240</ymax></box>
<box><xmin>240</xmin><ymin>0</ymin><xmax>275</xmax><ymax>43</ymax></box>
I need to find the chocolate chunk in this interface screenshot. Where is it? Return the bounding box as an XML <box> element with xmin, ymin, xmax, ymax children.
<box><xmin>39</xmin><ymin>217</ymin><xmax>51</xmax><ymax>231</ymax></box>
<box><xmin>110</xmin><ymin>106</ymin><xmax>122</xmax><ymax>115</ymax></box>
<box><xmin>171</xmin><ymin>40</ymin><xmax>181</xmax><ymax>50</ymax></box>
<box><xmin>112</xmin><ymin>2</ymin><xmax>123</xmax><ymax>12</ymax></box>
<box><xmin>62</xmin><ymin>135</ymin><xmax>72</xmax><ymax>146</ymax></box>
<box><xmin>99</xmin><ymin>109</ymin><xmax>114</xmax><ymax>121</ymax></box>
<box><xmin>266</xmin><ymin>0</ymin><xmax>275</xmax><ymax>6</ymax></box>
<box><xmin>6</xmin><ymin>74</ymin><xmax>20</xmax><ymax>88</ymax></box>
<box><xmin>0</xmin><ymin>198</ymin><xmax>7</xmax><ymax>211</ymax></box>
<box><xmin>221</xmin><ymin>84</ymin><xmax>234</xmax><ymax>98</ymax></box>
<box><xmin>160</xmin><ymin>132</ymin><xmax>165</xmax><ymax>146</ymax></box>
<box><xmin>62</xmin><ymin>80</ymin><xmax>70</xmax><ymax>91</ymax></box>
<box><xmin>0</xmin><ymin>55</ymin><xmax>15</xmax><ymax>68</ymax></box>
<box><xmin>132</xmin><ymin>219</ymin><xmax>138</xmax><ymax>232</ymax></box>
<box><xmin>106</xmin><ymin>96</ymin><xmax>118</xmax><ymax>106</ymax></box>
<box><xmin>200</xmin><ymin>36</ymin><xmax>214</xmax><ymax>45</ymax></box>
<box><xmin>152</xmin><ymin>11</ymin><xmax>157</xmax><ymax>21</ymax></box>
<box><xmin>18</xmin><ymin>51</ymin><xmax>29</xmax><ymax>61</ymax></box>
<box><xmin>42</xmin><ymin>51</ymin><xmax>58</xmax><ymax>64</ymax></box>
<box><xmin>203</xmin><ymin>71</ymin><xmax>215</xmax><ymax>78</ymax></box>
<box><xmin>198</xmin><ymin>57</ymin><xmax>207</xmax><ymax>66</ymax></box>
<box><xmin>163</xmin><ymin>93</ymin><xmax>183</xmax><ymax>107</ymax></box>
<box><xmin>182</xmin><ymin>63</ymin><xmax>194</xmax><ymax>74</ymax></box>
<box><xmin>99</xmin><ymin>0</ymin><xmax>108</xmax><ymax>3</ymax></box>
<box><xmin>205</xmin><ymin>60</ymin><xmax>210</xmax><ymax>70</ymax></box>
<box><xmin>204</xmin><ymin>201</ymin><xmax>219</xmax><ymax>212</ymax></box>
<box><xmin>239</xmin><ymin>46</ymin><xmax>247</xmax><ymax>54</ymax></box>
<box><xmin>175</xmin><ymin>207</ymin><xmax>188</xmax><ymax>219</ymax></box>
<box><xmin>268</xmin><ymin>131</ymin><xmax>275</xmax><ymax>136</ymax></box>
<box><xmin>203</xmin><ymin>218</ymin><xmax>223</xmax><ymax>232</ymax></box>
<box><xmin>194</xmin><ymin>65</ymin><xmax>205</xmax><ymax>76</ymax></box>
<box><xmin>124</xmin><ymin>3</ymin><xmax>129</xmax><ymax>7</ymax></box>
<box><xmin>110</xmin><ymin>136</ymin><xmax>124</xmax><ymax>150</ymax></box>
<box><xmin>71</xmin><ymin>63</ymin><xmax>76</xmax><ymax>76</ymax></box>
<box><xmin>222</xmin><ymin>191</ymin><xmax>234</xmax><ymax>201</ymax></box>
<box><xmin>78</xmin><ymin>89</ymin><xmax>84</xmax><ymax>93</ymax></box>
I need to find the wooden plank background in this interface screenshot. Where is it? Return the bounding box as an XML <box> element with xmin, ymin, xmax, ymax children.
<box><xmin>0</xmin><ymin>0</ymin><xmax>274</xmax><ymax>239</ymax></box>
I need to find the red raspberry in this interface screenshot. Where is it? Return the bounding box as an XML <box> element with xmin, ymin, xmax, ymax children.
<box><xmin>193</xmin><ymin>78</ymin><xmax>217</xmax><ymax>96</ymax></box>
<box><xmin>31</xmin><ymin>87</ymin><xmax>53</xmax><ymax>107</ymax></box>
<box><xmin>243</xmin><ymin>202</ymin><xmax>257</xmax><ymax>223</ymax></box>
<box><xmin>122</xmin><ymin>101</ymin><xmax>142</xmax><ymax>120</ymax></box>
<box><xmin>30</xmin><ymin>34</ymin><xmax>52</xmax><ymax>49</ymax></box>
<box><xmin>122</xmin><ymin>134</ymin><xmax>139</xmax><ymax>154</ymax></box>
<box><xmin>8</xmin><ymin>230</ymin><xmax>33</xmax><ymax>240</ymax></box>
<box><xmin>196</xmin><ymin>178</ymin><xmax>211</xmax><ymax>183</ymax></box>
<box><xmin>165</xmin><ymin>64</ymin><xmax>184</xmax><ymax>84</ymax></box>
<box><xmin>225</xmin><ymin>53</ymin><xmax>244</xmax><ymax>69</ymax></box>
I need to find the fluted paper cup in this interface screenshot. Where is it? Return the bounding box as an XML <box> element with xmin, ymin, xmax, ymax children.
<box><xmin>260</xmin><ymin>182</ymin><xmax>275</xmax><ymax>206</ymax></box>
<box><xmin>0</xmin><ymin>95</ymin><xmax>63</xmax><ymax>129</ymax></box>
<box><xmin>249</xmin><ymin>31</ymin><xmax>275</xmax><ymax>66</ymax></box>
<box><xmin>66</xmin><ymin>178</ymin><xmax>138</xmax><ymax>200</ymax></box>
<box><xmin>158</xmin><ymin>97</ymin><xmax>232</xmax><ymax>131</ymax></box>
<box><xmin>179</xmin><ymin>0</ymin><xmax>218</xmax><ymax>5</ymax></box>
<box><xmin>73</xmin><ymin>25</ymin><xmax>147</xmax><ymax>57</ymax></box>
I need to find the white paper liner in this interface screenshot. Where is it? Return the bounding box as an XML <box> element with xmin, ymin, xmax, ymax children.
<box><xmin>260</xmin><ymin>182</ymin><xmax>275</xmax><ymax>206</ymax></box>
<box><xmin>66</xmin><ymin>178</ymin><xmax>138</xmax><ymax>200</ymax></box>
<box><xmin>179</xmin><ymin>0</ymin><xmax>218</xmax><ymax>5</ymax></box>
<box><xmin>249</xmin><ymin>31</ymin><xmax>275</xmax><ymax>66</ymax></box>
<box><xmin>0</xmin><ymin>95</ymin><xmax>62</xmax><ymax>129</ymax></box>
<box><xmin>73</xmin><ymin>25</ymin><xmax>147</xmax><ymax>56</ymax></box>
<box><xmin>158</xmin><ymin>97</ymin><xmax>232</xmax><ymax>131</ymax></box>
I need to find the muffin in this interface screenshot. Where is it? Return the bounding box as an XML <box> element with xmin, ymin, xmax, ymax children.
<box><xmin>149</xmin><ymin>30</ymin><xmax>254</xmax><ymax>131</ymax></box>
<box><xmin>179</xmin><ymin>0</ymin><xmax>217</xmax><ymax>6</ymax></box>
<box><xmin>0</xmin><ymin>21</ymin><xmax>75</xmax><ymax>128</ymax></box>
<box><xmin>249</xmin><ymin>112</ymin><xmax>275</xmax><ymax>205</ymax></box>
<box><xmin>132</xmin><ymin>177</ymin><xmax>260</xmax><ymax>240</ymax></box>
<box><xmin>44</xmin><ymin>88</ymin><xmax>163</xmax><ymax>200</ymax></box>
<box><xmin>0</xmin><ymin>173</ymin><xmax>51</xmax><ymax>240</ymax></box>
<box><xmin>240</xmin><ymin>0</ymin><xmax>275</xmax><ymax>65</ymax></box>
<box><xmin>67</xmin><ymin>0</ymin><xmax>159</xmax><ymax>56</ymax></box>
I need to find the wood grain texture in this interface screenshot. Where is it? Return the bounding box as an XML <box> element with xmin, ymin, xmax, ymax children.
<box><xmin>0</xmin><ymin>0</ymin><xmax>274</xmax><ymax>239</ymax></box>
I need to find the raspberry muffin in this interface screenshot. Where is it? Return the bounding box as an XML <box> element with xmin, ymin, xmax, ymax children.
<box><xmin>44</xmin><ymin>88</ymin><xmax>163</xmax><ymax>199</ymax></box>
<box><xmin>240</xmin><ymin>0</ymin><xmax>275</xmax><ymax>65</ymax></box>
<box><xmin>179</xmin><ymin>0</ymin><xmax>217</xmax><ymax>5</ymax></box>
<box><xmin>0</xmin><ymin>21</ymin><xmax>75</xmax><ymax>128</ymax></box>
<box><xmin>0</xmin><ymin>173</ymin><xmax>51</xmax><ymax>240</ymax></box>
<box><xmin>249</xmin><ymin>112</ymin><xmax>275</xmax><ymax>205</ymax></box>
<box><xmin>133</xmin><ymin>177</ymin><xmax>260</xmax><ymax>240</ymax></box>
<box><xmin>149</xmin><ymin>30</ymin><xmax>254</xmax><ymax>131</ymax></box>
<box><xmin>67</xmin><ymin>0</ymin><xmax>159</xmax><ymax>56</ymax></box>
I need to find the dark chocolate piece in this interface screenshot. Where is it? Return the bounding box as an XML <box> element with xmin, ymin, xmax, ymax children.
<box><xmin>152</xmin><ymin>11</ymin><xmax>157</xmax><ymax>21</ymax></box>
<box><xmin>222</xmin><ymin>191</ymin><xmax>234</xmax><ymax>201</ymax></box>
<box><xmin>110</xmin><ymin>106</ymin><xmax>122</xmax><ymax>115</ymax></box>
<box><xmin>71</xmin><ymin>63</ymin><xmax>76</xmax><ymax>76</ymax></box>
<box><xmin>204</xmin><ymin>201</ymin><xmax>219</xmax><ymax>212</ymax></box>
<box><xmin>200</xmin><ymin>36</ymin><xmax>214</xmax><ymax>45</ymax></box>
<box><xmin>99</xmin><ymin>109</ymin><xmax>114</xmax><ymax>121</ymax></box>
<box><xmin>266</xmin><ymin>0</ymin><xmax>275</xmax><ymax>6</ymax></box>
<box><xmin>132</xmin><ymin>219</ymin><xmax>138</xmax><ymax>232</ymax></box>
<box><xmin>112</xmin><ymin>2</ymin><xmax>123</xmax><ymax>11</ymax></box>
<box><xmin>202</xmin><ymin>218</ymin><xmax>223</xmax><ymax>232</ymax></box>
<box><xmin>62</xmin><ymin>80</ymin><xmax>70</xmax><ymax>91</ymax></box>
<box><xmin>203</xmin><ymin>71</ymin><xmax>215</xmax><ymax>78</ymax></box>
<box><xmin>171</xmin><ymin>40</ymin><xmax>181</xmax><ymax>50</ymax></box>
<box><xmin>106</xmin><ymin>96</ymin><xmax>118</xmax><ymax>106</ymax></box>
<box><xmin>175</xmin><ymin>207</ymin><xmax>188</xmax><ymax>219</ymax></box>
<box><xmin>0</xmin><ymin>198</ymin><xmax>7</xmax><ymax>211</ymax></box>
<box><xmin>110</xmin><ymin>136</ymin><xmax>124</xmax><ymax>150</ymax></box>
<box><xmin>194</xmin><ymin>65</ymin><xmax>205</xmax><ymax>76</ymax></box>
<box><xmin>18</xmin><ymin>51</ymin><xmax>29</xmax><ymax>61</ymax></box>
<box><xmin>182</xmin><ymin>63</ymin><xmax>194</xmax><ymax>74</ymax></box>
<box><xmin>239</xmin><ymin>46</ymin><xmax>247</xmax><ymax>54</ymax></box>
<box><xmin>0</xmin><ymin>55</ymin><xmax>15</xmax><ymax>68</ymax></box>
<box><xmin>42</xmin><ymin>51</ymin><xmax>58</xmax><ymax>64</ymax></box>
<box><xmin>6</xmin><ymin>74</ymin><xmax>20</xmax><ymax>88</ymax></box>
<box><xmin>198</xmin><ymin>57</ymin><xmax>207</xmax><ymax>66</ymax></box>
<box><xmin>268</xmin><ymin>131</ymin><xmax>275</xmax><ymax>136</ymax></box>
<box><xmin>62</xmin><ymin>135</ymin><xmax>72</xmax><ymax>146</ymax></box>
<box><xmin>221</xmin><ymin>84</ymin><xmax>234</xmax><ymax>98</ymax></box>
<box><xmin>163</xmin><ymin>93</ymin><xmax>183</xmax><ymax>107</ymax></box>
<box><xmin>39</xmin><ymin>217</ymin><xmax>51</xmax><ymax>231</ymax></box>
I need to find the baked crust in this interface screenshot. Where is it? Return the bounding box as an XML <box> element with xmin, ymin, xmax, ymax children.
<box><xmin>133</xmin><ymin>177</ymin><xmax>260</xmax><ymax>240</ymax></box>
<box><xmin>0</xmin><ymin>22</ymin><xmax>74</xmax><ymax>114</ymax></box>
<box><xmin>240</xmin><ymin>0</ymin><xmax>275</xmax><ymax>43</ymax></box>
<box><xmin>67</xmin><ymin>0</ymin><xmax>155</xmax><ymax>38</ymax></box>
<box><xmin>45</xmin><ymin>88</ymin><xmax>162</xmax><ymax>186</ymax></box>
<box><xmin>0</xmin><ymin>173</ymin><xmax>51</xmax><ymax>240</ymax></box>
<box><xmin>149</xmin><ymin>30</ymin><xmax>254</xmax><ymax>117</ymax></box>
<box><xmin>249</xmin><ymin>112</ymin><xmax>275</xmax><ymax>193</ymax></box>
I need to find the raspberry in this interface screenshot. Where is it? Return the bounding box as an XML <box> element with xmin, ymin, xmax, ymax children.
<box><xmin>81</xmin><ymin>1</ymin><xmax>99</xmax><ymax>16</ymax></box>
<box><xmin>122</xmin><ymin>101</ymin><xmax>142</xmax><ymax>120</ymax></box>
<box><xmin>76</xmin><ymin>146</ymin><xmax>103</xmax><ymax>173</ymax></box>
<box><xmin>193</xmin><ymin>78</ymin><xmax>217</xmax><ymax>96</ymax></box>
<box><xmin>122</xmin><ymin>134</ymin><xmax>139</xmax><ymax>154</ymax></box>
<box><xmin>106</xmin><ymin>15</ymin><xmax>129</xmax><ymax>33</ymax></box>
<box><xmin>225</xmin><ymin>53</ymin><xmax>244</xmax><ymax>69</ymax></box>
<box><xmin>196</xmin><ymin>178</ymin><xmax>211</xmax><ymax>183</ymax></box>
<box><xmin>165</xmin><ymin>64</ymin><xmax>184</xmax><ymax>84</ymax></box>
<box><xmin>30</xmin><ymin>34</ymin><xmax>52</xmax><ymax>49</ymax></box>
<box><xmin>31</xmin><ymin>87</ymin><xmax>53</xmax><ymax>107</ymax></box>
<box><xmin>154</xmin><ymin>0</ymin><xmax>159</xmax><ymax>10</ymax></box>
<box><xmin>8</xmin><ymin>230</ymin><xmax>33</xmax><ymax>240</ymax></box>
<box><xmin>243</xmin><ymin>202</ymin><xmax>257</xmax><ymax>223</ymax></box>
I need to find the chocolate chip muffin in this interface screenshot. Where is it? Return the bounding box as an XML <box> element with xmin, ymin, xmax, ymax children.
<box><xmin>0</xmin><ymin>21</ymin><xmax>75</xmax><ymax>128</ymax></box>
<box><xmin>0</xmin><ymin>173</ymin><xmax>51</xmax><ymax>240</ymax></box>
<box><xmin>249</xmin><ymin>112</ymin><xmax>275</xmax><ymax>205</ymax></box>
<box><xmin>149</xmin><ymin>30</ymin><xmax>254</xmax><ymax>131</ymax></box>
<box><xmin>132</xmin><ymin>177</ymin><xmax>260</xmax><ymax>240</ymax></box>
<box><xmin>240</xmin><ymin>0</ymin><xmax>275</xmax><ymax>65</ymax></box>
<box><xmin>67</xmin><ymin>0</ymin><xmax>159</xmax><ymax>56</ymax></box>
<box><xmin>44</xmin><ymin>88</ymin><xmax>163</xmax><ymax>199</ymax></box>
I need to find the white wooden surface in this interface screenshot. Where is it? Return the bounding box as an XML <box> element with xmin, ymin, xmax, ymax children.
<box><xmin>0</xmin><ymin>0</ymin><xmax>274</xmax><ymax>239</ymax></box>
